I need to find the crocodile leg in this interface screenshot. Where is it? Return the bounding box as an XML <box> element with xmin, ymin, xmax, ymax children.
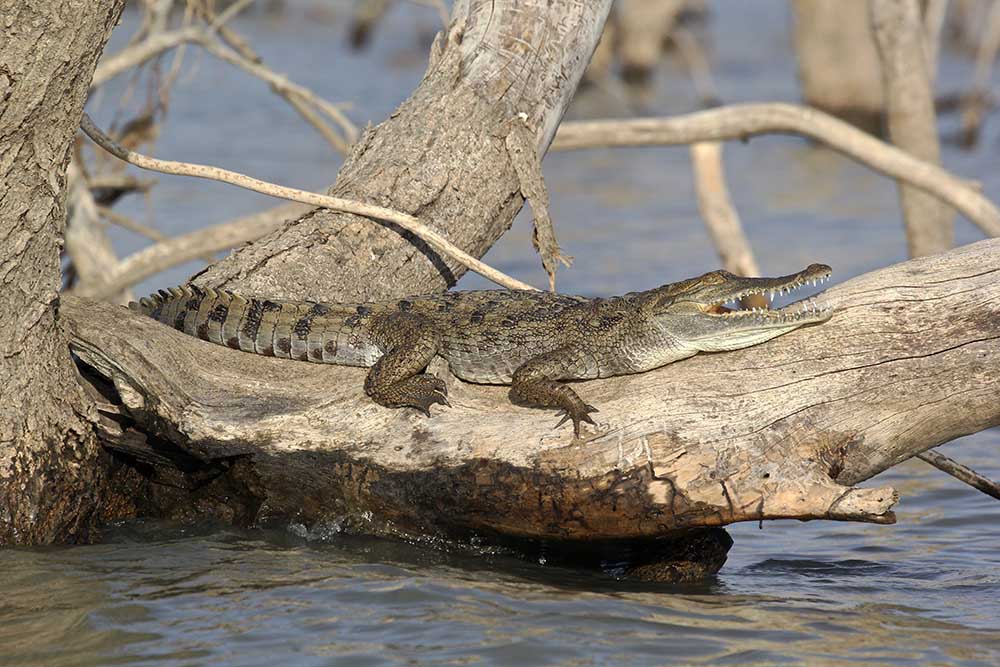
<box><xmin>510</xmin><ymin>348</ymin><xmax>599</xmax><ymax>438</ymax></box>
<box><xmin>364</xmin><ymin>313</ymin><xmax>448</xmax><ymax>416</ymax></box>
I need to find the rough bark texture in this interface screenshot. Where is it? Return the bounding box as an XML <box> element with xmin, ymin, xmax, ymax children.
<box><xmin>0</xmin><ymin>0</ymin><xmax>129</xmax><ymax>545</ymax></box>
<box><xmin>792</xmin><ymin>0</ymin><xmax>885</xmax><ymax>133</ymax></box>
<box><xmin>871</xmin><ymin>0</ymin><xmax>954</xmax><ymax>257</ymax></box>
<box><xmin>195</xmin><ymin>0</ymin><xmax>612</xmax><ymax>302</ymax></box>
<box><xmin>64</xmin><ymin>240</ymin><xmax>1000</xmax><ymax>544</ymax></box>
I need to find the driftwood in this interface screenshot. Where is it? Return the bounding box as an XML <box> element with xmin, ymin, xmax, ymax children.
<box><xmin>65</xmin><ymin>239</ymin><xmax>1000</xmax><ymax>547</ymax></box>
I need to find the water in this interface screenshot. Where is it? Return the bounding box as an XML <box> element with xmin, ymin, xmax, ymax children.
<box><xmin>6</xmin><ymin>1</ymin><xmax>1000</xmax><ymax>664</ymax></box>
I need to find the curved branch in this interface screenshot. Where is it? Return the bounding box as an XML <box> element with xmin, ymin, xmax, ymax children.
<box><xmin>552</xmin><ymin>103</ymin><xmax>1000</xmax><ymax>238</ymax></box>
<box><xmin>63</xmin><ymin>239</ymin><xmax>1000</xmax><ymax>540</ymax></box>
<box><xmin>79</xmin><ymin>114</ymin><xmax>538</xmax><ymax>292</ymax></box>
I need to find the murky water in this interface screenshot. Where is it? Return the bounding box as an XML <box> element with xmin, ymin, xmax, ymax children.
<box><xmin>5</xmin><ymin>1</ymin><xmax>999</xmax><ymax>665</ymax></box>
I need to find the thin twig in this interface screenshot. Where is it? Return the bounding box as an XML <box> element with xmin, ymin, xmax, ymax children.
<box><xmin>79</xmin><ymin>113</ymin><xmax>538</xmax><ymax>292</ymax></box>
<box><xmin>552</xmin><ymin>103</ymin><xmax>1000</xmax><ymax>238</ymax></box>
<box><xmin>918</xmin><ymin>449</ymin><xmax>1000</xmax><ymax>501</ymax></box>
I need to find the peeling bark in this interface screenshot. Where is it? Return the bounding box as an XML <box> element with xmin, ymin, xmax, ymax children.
<box><xmin>0</xmin><ymin>0</ymin><xmax>131</xmax><ymax>545</ymax></box>
<box><xmin>64</xmin><ymin>240</ymin><xmax>1000</xmax><ymax>544</ymax></box>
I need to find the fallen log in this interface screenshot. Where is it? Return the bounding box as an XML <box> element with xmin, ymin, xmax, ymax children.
<box><xmin>64</xmin><ymin>239</ymin><xmax>1000</xmax><ymax>554</ymax></box>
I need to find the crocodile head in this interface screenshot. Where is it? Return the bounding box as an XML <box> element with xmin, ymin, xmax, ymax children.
<box><xmin>644</xmin><ymin>263</ymin><xmax>834</xmax><ymax>352</ymax></box>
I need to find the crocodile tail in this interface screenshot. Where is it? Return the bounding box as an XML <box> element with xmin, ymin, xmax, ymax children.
<box><xmin>129</xmin><ymin>285</ymin><xmax>257</xmax><ymax>351</ymax></box>
<box><xmin>130</xmin><ymin>285</ymin><xmax>355</xmax><ymax>363</ymax></box>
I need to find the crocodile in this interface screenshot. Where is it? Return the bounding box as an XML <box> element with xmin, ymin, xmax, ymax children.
<box><xmin>131</xmin><ymin>264</ymin><xmax>833</xmax><ymax>437</ymax></box>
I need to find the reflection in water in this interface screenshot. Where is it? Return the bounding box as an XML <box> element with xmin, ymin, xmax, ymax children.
<box><xmin>16</xmin><ymin>0</ymin><xmax>999</xmax><ymax>665</ymax></box>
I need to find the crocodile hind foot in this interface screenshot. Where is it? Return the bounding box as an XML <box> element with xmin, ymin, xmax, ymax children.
<box><xmin>368</xmin><ymin>373</ymin><xmax>450</xmax><ymax>417</ymax></box>
<box><xmin>555</xmin><ymin>402</ymin><xmax>599</xmax><ymax>439</ymax></box>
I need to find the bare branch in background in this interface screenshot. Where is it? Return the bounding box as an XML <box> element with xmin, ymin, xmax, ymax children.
<box><xmin>96</xmin><ymin>205</ymin><xmax>216</xmax><ymax>264</ymax></box>
<box><xmin>959</xmin><ymin>0</ymin><xmax>1000</xmax><ymax>147</ymax></box>
<box><xmin>79</xmin><ymin>114</ymin><xmax>538</xmax><ymax>292</ymax></box>
<box><xmin>552</xmin><ymin>103</ymin><xmax>1000</xmax><ymax>238</ymax></box>
<box><xmin>74</xmin><ymin>202</ymin><xmax>312</xmax><ymax>300</ymax></box>
<box><xmin>65</xmin><ymin>160</ymin><xmax>132</xmax><ymax>304</ymax></box>
<box><xmin>688</xmin><ymin>142</ymin><xmax>766</xmax><ymax>309</ymax></box>
<box><xmin>923</xmin><ymin>0</ymin><xmax>949</xmax><ymax>85</ymax></box>
<box><xmin>616</xmin><ymin>0</ymin><xmax>686</xmax><ymax>84</ymax></box>
<box><xmin>195</xmin><ymin>36</ymin><xmax>358</xmax><ymax>153</ymax></box>
<box><xmin>92</xmin><ymin>0</ymin><xmax>356</xmax><ymax>154</ymax></box>
<box><xmin>93</xmin><ymin>26</ymin><xmax>204</xmax><ymax>88</ymax></box>
<box><xmin>671</xmin><ymin>26</ymin><xmax>720</xmax><ymax>107</ymax></box>
<box><xmin>918</xmin><ymin>449</ymin><xmax>1000</xmax><ymax>501</ymax></box>
<box><xmin>791</xmin><ymin>0</ymin><xmax>885</xmax><ymax>133</ymax></box>
<box><xmin>871</xmin><ymin>0</ymin><xmax>954</xmax><ymax>257</ymax></box>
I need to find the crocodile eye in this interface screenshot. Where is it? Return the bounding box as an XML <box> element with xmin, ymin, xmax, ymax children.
<box><xmin>700</xmin><ymin>273</ymin><xmax>725</xmax><ymax>286</ymax></box>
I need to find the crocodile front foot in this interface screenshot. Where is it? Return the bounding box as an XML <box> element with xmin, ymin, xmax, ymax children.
<box><xmin>369</xmin><ymin>373</ymin><xmax>450</xmax><ymax>417</ymax></box>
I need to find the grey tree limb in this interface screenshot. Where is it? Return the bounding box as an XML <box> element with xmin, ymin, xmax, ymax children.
<box><xmin>64</xmin><ymin>239</ymin><xmax>1000</xmax><ymax>540</ymax></box>
<box><xmin>552</xmin><ymin>103</ymin><xmax>1000</xmax><ymax>238</ymax></box>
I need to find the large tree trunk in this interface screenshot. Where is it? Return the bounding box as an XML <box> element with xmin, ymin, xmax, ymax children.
<box><xmin>65</xmin><ymin>240</ymin><xmax>1000</xmax><ymax>546</ymax></box>
<box><xmin>0</xmin><ymin>0</ymin><xmax>129</xmax><ymax>545</ymax></box>
<box><xmin>196</xmin><ymin>0</ymin><xmax>612</xmax><ymax>301</ymax></box>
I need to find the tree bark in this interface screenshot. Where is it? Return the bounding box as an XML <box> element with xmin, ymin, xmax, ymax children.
<box><xmin>871</xmin><ymin>0</ymin><xmax>954</xmax><ymax>257</ymax></box>
<box><xmin>64</xmin><ymin>239</ymin><xmax>1000</xmax><ymax>542</ymax></box>
<box><xmin>0</xmin><ymin>0</ymin><xmax>129</xmax><ymax>545</ymax></box>
<box><xmin>195</xmin><ymin>0</ymin><xmax>612</xmax><ymax>302</ymax></box>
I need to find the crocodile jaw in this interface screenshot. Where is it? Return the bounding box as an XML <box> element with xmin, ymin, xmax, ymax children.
<box><xmin>657</xmin><ymin>264</ymin><xmax>834</xmax><ymax>352</ymax></box>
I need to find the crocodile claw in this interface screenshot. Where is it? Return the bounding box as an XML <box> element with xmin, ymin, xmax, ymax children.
<box><xmin>554</xmin><ymin>404</ymin><xmax>599</xmax><ymax>438</ymax></box>
<box><xmin>412</xmin><ymin>391</ymin><xmax>449</xmax><ymax>417</ymax></box>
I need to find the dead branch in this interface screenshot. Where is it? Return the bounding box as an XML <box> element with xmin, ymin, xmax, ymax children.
<box><xmin>551</xmin><ymin>103</ymin><xmax>1000</xmax><ymax>238</ymax></box>
<box><xmin>195</xmin><ymin>34</ymin><xmax>358</xmax><ymax>152</ymax></box>
<box><xmin>95</xmin><ymin>206</ymin><xmax>216</xmax><ymax>265</ymax></box>
<box><xmin>671</xmin><ymin>26</ymin><xmax>720</xmax><ymax>107</ymax></box>
<box><xmin>64</xmin><ymin>239</ymin><xmax>1000</xmax><ymax>540</ymax></box>
<box><xmin>871</xmin><ymin>0</ymin><xmax>954</xmax><ymax>257</ymax></box>
<box><xmin>72</xmin><ymin>202</ymin><xmax>311</xmax><ymax>300</ymax></box>
<box><xmin>91</xmin><ymin>0</ymin><xmax>356</xmax><ymax>153</ymax></box>
<box><xmin>959</xmin><ymin>0</ymin><xmax>1000</xmax><ymax>146</ymax></box>
<box><xmin>688</xmin><ymin>142</ymin><xmax>758</xmax><ymax>277</ymax></box>
<box><xmin>918</xmin><ymin>449</ymin><xmax>1000</xmax><ymax>501</ymax></box>
<box><xmin>79</xmin><ymin>113</ymin><xmax>538</xmax><ymax>292</ymax></box>
<box><xmin>791</xmin><ymin>0</ymin><xmax>884</xmax><ymax>131</ymax></box>
<box><xmin>92</xmin><ymin>26</ymin><xmax>204</xmax><ymax>88</ymax></box>
<box><xmin>688</xmin><ymin>141</ymin><xmax>766</xmax><ymax>310</ymax></box>
<box><xmin>65</xmin><ymin>159</ymin><xmax>131</xmax><ymax>303</ymax></box>
<box><xmin>505</xmin><ymin>118</ymin><xmax>571</xmax><ymax>291</ymax></box>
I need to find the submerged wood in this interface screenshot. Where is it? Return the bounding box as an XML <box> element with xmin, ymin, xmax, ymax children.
<box><xmin>64</xmin><ymin>239</ymin><xmax>1000</xmax><ymax>541</ymax></box>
